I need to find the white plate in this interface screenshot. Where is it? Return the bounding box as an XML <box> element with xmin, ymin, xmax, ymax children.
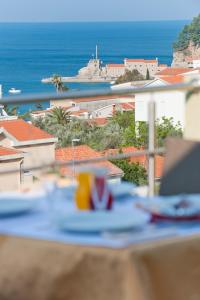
<box><xmin>0</xmin><ymin>199</ymin><xmax>37</xmax><ymax>217</ymax></box>
<box><xmin>0</xmin><ymin>191</ymin><xmax>45</xmax><ymax>201</ymax></box>
<box><xmin>138</xmin><ymin>195</ymin><xmax>200</xmax><ymax>217</ymax></box>
<box><xmin>58</xmin><ymin>209</ymin><xmax>150</xmax><ymax>233</ymax></box>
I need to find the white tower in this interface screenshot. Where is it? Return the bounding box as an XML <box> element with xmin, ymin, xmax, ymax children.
<box><xmin>96</xmin><ymin>45</ymin><xmax>98</xmax><ymax>60</ymax></box>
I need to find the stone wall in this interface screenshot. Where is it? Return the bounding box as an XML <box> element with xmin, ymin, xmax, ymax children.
<box><xmin>172</xmin><ymin>42</ymin><xmax>200</xmax><ymax>68</ymax></box>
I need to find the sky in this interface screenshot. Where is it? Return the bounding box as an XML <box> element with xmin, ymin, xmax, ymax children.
<box><xmin>0</xmin><ymin>0</ymin><xmax>199</xmax><ymax>22</ymax></box>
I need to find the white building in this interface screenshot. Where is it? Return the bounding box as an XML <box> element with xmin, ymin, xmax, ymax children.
<box><xmin>0</xmin><ymin>119</ymin><xmax>57</xmax><ymax>180</ymax></box>
<box><xmin>50</xmin><ymin>95</ymin><xmax>134</xmax><ymax>112</ymax></box>
<box><xmin>103</xmin><ymin>64</ymin><xmax>126</xmax><ymax>79</ymax></box>
<box><xmin>124</xmin><ymin>59</ymin><xmax>167</xmax><ymax>78</ymax></box>
<box><xmin>101</xmin><ymin>58</ymin><xmax>167</xmax><ymax>80</ymax></box>
<box><xmin>155</xmin><ymin>67</ymin><xmax>192</xmax><ymax>79</ymax></box>
<box><xmin>135</xmin><ymin>77</ymin><xmax>186</xmax><ymax>127</ymax></box>
<box><xmin>78</xmin><ymin>59</ymin><xmax>102</xmax><ymax>79</ymax></box>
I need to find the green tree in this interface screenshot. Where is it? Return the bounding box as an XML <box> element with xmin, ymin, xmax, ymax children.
<box><xmin>31</xmin><ymin>116</ymin><xmax>46</xmax><ymax>130</ymax></box>
<box><xmin>146</xmin><ymin>68</ymin><xmax>150</xmax><ymax>80</ymax></box>
<box><xmin>33</xmin><ymin>111</ymin><xmax>182</xmax><ymax>151</ymax></box>
<box><xmin>122</xmin><ymin>117</ymin><xmax>182</xmax><ymax>148</ymax></box>
<box><xmin>115</xmin><ymin>69</ymin><xmax>144</xmax><ymax>85</ymax></box>
<box><xmin>156</xmin><ymin>117</ymin><xmax>183</xmax><ymax>147</ymax></box>
<box><xmin>51</xmin><ymin>74</ymin><xmax>69</xmax><ymax>92</ymax></box>
<box><xmin>111</xmin><ymin>159</ymin><xmax>147</xmax><ymax>186</ymax></box>
<box><xmin>97</xmin><ymin>123</ymin><xmax>123</xmax><ymax>150</ymax></box>
<box><xmin>3</xmin><ymin>104</ymin><xmax>18</xmax><ymax>116</ymax></box>
<box><xmin>48</xmin><ymin>107</ymin><xmax>70</xmax><ymax>126</ymax></box>
<box><xmin>173</xmin><ymin>14</ymin><xmax>200</xmax><ymax>50</ymax></box>
<box><xmin>123</xmin><ymin>121</ymin><xmax>149</xmax><ymax>148</ymax></box>
<box><xmin>32</xmin><ymin>110</ymin><xmax>183</xmax><ymax>186</ymax></box>
<box><xmin>111</xmin><ymin>111</ymin><xmax>134</xmax><ymax>129</ymax></box>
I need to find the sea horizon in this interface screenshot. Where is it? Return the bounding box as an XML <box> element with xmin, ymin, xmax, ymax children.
<box><xmin>0</xmin><ymin>19</ymin><xmax>191</xmax><ymax>23</ymax></box>
<box><xmin>0</xmin><ymin>20</ymin><xmax>189</xmax><ymax>113</ymax></box>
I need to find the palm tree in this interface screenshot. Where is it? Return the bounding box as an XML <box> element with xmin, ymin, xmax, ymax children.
<box><xmin>51</xmin><ymin>74</ymin><xmax>69</xmax><ymax>93</ymax></box>
<box><xmin>3</xmin><ymin>104</ymin><xmax>18</xmax><ymax>116</ymax></box>
<box><xmin>48</xmin><ymin>107</ymin><xmax>71</xmax><ymax>125</ymax></box>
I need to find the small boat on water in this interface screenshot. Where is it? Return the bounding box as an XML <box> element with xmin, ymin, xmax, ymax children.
<box><xmin>9</xmin><ymin>88</ymin><xmax>21</xmax><ymax>94</ymax></box>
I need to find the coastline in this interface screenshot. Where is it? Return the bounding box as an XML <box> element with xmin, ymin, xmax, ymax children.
<box><xmin>0</xmin><ymin>20</ymin><xmax>189</xmax><ymax>112</ymax></box>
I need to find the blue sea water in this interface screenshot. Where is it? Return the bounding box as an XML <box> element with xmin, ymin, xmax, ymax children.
<box><xmin>0</xmin><ymin>21</ymin><xmax>189</xmax><ymax>113</ymax></box>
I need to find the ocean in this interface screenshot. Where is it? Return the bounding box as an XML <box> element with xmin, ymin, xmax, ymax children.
<box><xmin>0</xmin><ymin>21</ymin><xmax>189</xmax><ymax>113</ymax></box>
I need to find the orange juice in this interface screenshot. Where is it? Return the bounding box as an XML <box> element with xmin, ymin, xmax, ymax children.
<box><xmin>75</xmin><ymin>172</ymin><xmax>92</xmax><ymax>210</ymax></box>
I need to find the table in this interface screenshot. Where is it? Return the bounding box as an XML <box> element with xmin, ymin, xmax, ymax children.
<box><xmin>0</xmin><ymin>234</ymin><xmax>200</xmax><ymax>300</ymax></box>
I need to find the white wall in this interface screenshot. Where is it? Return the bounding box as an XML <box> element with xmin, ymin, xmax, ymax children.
<box><xmin>91</xmin><ymin>105</ymin><xmax>114</xmax><ymax>118</ymax></box>
<box><xmin>75</xmin><ymin>97</ymin><xmax>134</xmax><ymax>111</ymax></box>
<box><xmin>184</xmin><ymin>90</ymin><xmax>200</xmax><ymax>141</ymax></box>
<box><xmin>193</xmin><ymin>60</ymin><xmax>200</xmax><ymax>68</ymax></box>
<box><xmin>124</xmin><ymin>61</ymin><xmax>159</xmax><ymax>77</ymax></box>
<box><xmin>15</xmin><ymin>142</ymin><xmax>56</xmax><ymax>177</ymax></box>
<box><xmin>50</xmin><ymin>100</ymin><xmax>74</xmax><ymax>108</ymax></box>
<box><xmin>135</xmin><ymin>80</ymin><xmax>186</xmax><ymax>127</ymax></box>
<box><xmin>105</xmin><ymin>67</ymin><xmax>125</xmax><ymax>78</ymax></box>
<box><xmin>0</xmin><ymin>159</ymin><xmax>22</xmax><ymax>191</ymax></box>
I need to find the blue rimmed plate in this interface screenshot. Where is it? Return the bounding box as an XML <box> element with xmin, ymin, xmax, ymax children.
<box><xmin>0</xmin><ymin>191</ymin><xmax>44</xmax><ymax>217</ymax></box>
<box><xmin>57</xmin><ymin>209</ymin><xmax>150</xmax><ymax>233</ymax></box>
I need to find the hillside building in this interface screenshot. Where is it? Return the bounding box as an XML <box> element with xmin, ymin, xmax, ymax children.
<box><xmin>0</xmin><ymin>119</ymin><xmax>57</xmax><ymax>190</ymax></box>
<box><xmin>135</xmin><ymin>76</ymin><xmax>185</xmax><ymax>127</ymax></box>
<box><xmin>56</xmin><ymin>145</ymin><xmax>124</xmax><ymax>182</ymax></box>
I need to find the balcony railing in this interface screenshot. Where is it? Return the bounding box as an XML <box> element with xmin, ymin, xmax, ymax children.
<box><xmin>0</xmin><ymin>76</ymin><xmax>200</xmax><ymax>196</ymax></box>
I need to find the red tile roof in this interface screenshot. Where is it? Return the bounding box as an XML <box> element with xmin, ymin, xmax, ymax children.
<box><xmin>31</xmin><ymin>106</ymin><xmax>73</xmax><ymax>115</ymax></box>
<box><xmin>156</xmin><ymin>67</ymin><xmax>191</xmax><ymax>76</ymax></box>
<box><xmin>56</xmin><ymin>145</ymin><xmax>123</xmax><ymax>178</ymax></box>
<box><xmin>0</xmin><ymin>119</ymin><xmax>54</xmax><ymax>142</ymax></box>
<box><xmin>107</xmin><ymin>64</ymin><xmax>125</xmax><ymax>68</ymax></box>
<box><xmin>70</xmin><ymin>110</ymin><xmax>88</xmax><ymax>116</ymax></box>
<box><xmin>88</xmin><ymin>118</ymin><xmax>109</xmax><ymax>126</ymax></box>
<box><xmin>125</xmin><ymin>59</ymin><xmax>157</xmax><ymax>64</ymax></box>
<box><xmin>101</xmin><ymin>146</ymin><xmax>164</xmax><ymax>178</ymax></box>
<box><xmin>145</xmin><ymin>60</ymin><xmax>157</xmax><ymax>64</ymax></box>
<box><xmin>162</xmin><ymin>75</ymin><xmax>184</xmax><ymax>84</ymax></box>
<box><xmin>102</xmin><ymin>146</ymin><xmax>145</xmax><ymax>165</ymax></box>
<box><xmin>185</xmin><ymin>57</ymin><xmax>193</xmax><ymax>62</ymax></box>
<box><xmin>0</xmin><ymin>146</ymin><xmax>23</xmax><ymax>157</ymax></box>
<box><xmin>126</xmin><ymin>59</ymin><xmax>145</xmax><ymax>63</ymax></box>
<box><xmin>120</xmin><ymin>102</ymin><xmax>135</xmax><ymax>110</ymax></box>
<box><xmin>124</xmin><ymin>147</ymin><xmax>164</xmax><ymax>178</ymax></box>
<box><xmin>154</xmin><ymin>155</ymin><xmax>164</xmax><ymax>179</ymax></box>
<box><xmin>159</xmin><ymin>64</ymin><xmax>168</xmax><ymax>68</ymax></box>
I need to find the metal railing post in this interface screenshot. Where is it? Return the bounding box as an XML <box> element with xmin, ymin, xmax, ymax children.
<box><xmin>148</xmin><ymin>97</ymin><xmax>156</xmax><ymax>197</ymax></box>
